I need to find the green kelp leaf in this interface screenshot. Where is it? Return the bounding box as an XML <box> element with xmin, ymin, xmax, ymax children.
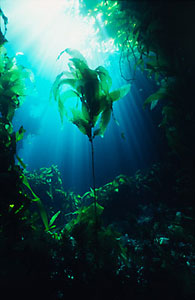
<box><xmin>14</xmin><ymin>204</ymin><xmax>25</xmax><ymax>215</ymax></box>
<box><xmin>4</xmin><ymin>121</ymin><xmax>13</xmax><ymax>135</ymax></box>
<box><xmin>58</xmin><ymin>78</ymin><xmax>78</xmax><ymax>90</ymax></box>
<box><xmin>0</xmin><ymin>8</ymin><xmax>8</xmax><ymax>35</ymax></box>
<box><xmin>50</xmin><ymin>73</ymin><xmax>63</xmax><ymax>102</ymax></box>
<box><xmin>66</xmin><ymin>203</ymin><xmax>104</xmax><ymax>231</ymax></box>
<box><xmin>0</xmin><ymin>47</ymin><xmax>6</xmax><ymax>72</ymax></box>
<box><xmin>58</xmin><ymin>78</ymin><xmax>85</xmax><ymax>95</ymax></box>
<box><xmin>95</xmin><ymin>66</ymin><xmax>112</xmax><ymax>94</ymax></box>
<box><xmin>71</xmin><ymin>109</ymin><xmax>91</xmax><ymax>137</ymax></box>
<box><xmin>94</xmin><ymin>107</ymin><xmax>112</xmax><ymax>137</ymax></box>
<box><xmin>7</xmin><ymin>64</ymin><xmax>34</xmax><ymax>96</ymax></box>
<box><xmin>74</xmin><ymin>119</ymin><xmax>90</xmax><ymax>136</ymax></box>
<box><xmin>143</xmin><ymin>87</ymin><xmax>168</xmax><ymax>108</ymax></box>
<box><xmin>150</xmin><ymin>99</ymin><xmax>159</xmax><ymax>110</ymax></box>
<box><xmin>57</xmin><ymin>48</ymin><xmax>88</xmax><ymax>63</ymax></box>
<box><xmin>109</xmin><ymin>84</ymin><xmax>131</xmax><ymax>102</ymax></box>
<box><xmin>50</xmin><ymin>72</ymin><xmax>74</xmax><ymax>99</ymax></box>
<box><xmin>59</xmin><ymin>88</ymin><xmax>79</xmax><ymax>106</ymax></box>
<box><xmin>16</xmin><ymin>125</ymin><xmax>26</xmax><ymax>142</ymax></box>
<box><xmin>36</xmin><ymin>198</ymin><xmax>49</xmax><ymax>231</ymax></box>
<box><xmin>78</xmin><ymin>203</ymin><xmax>104</xmax><ymax>224</ymax></box>
<box><xmin>81</xmin><ymin>191</ymin><xmax>91</xmax><ymax>199</ymax></box>
<box><xmin>52</xmin><ymin>49</ymin><xmax>131</xmax><ymax>141</ymax></box>
<box><xmin>22</xmin><ymin>174</ymin><xmax>38</xmax><ymax>200</ymax></box>
<box><xmin>82</xmin><ymin>101</ymin><xmax>90</xmax><ymax>121</ymax></box>
<box><xmin>10</xmin><ymin>64</ymin><xmax>29</xmax><ymax>81</ymax></box>
<box><xmin>49</xmin><ymin>210</ymin><xmax>61</xmax><ymax>228</ymax></box>
<box><xmin>59</xmin><ymin>89</ymin><xmax>76</xmax><ymax>103</ymax></box>
<box><xmin>22</xmin><ymin>174</ymin><xmax>49</xmax><ymax>231</ymax></box>
<box><xmin>6</xmin><ymin>103</ymin><xmax>16</xmax><ymax>122</ymax></box>
<box><xmin>8</xmin><ymin>66</ymin><xmax>22</xmax><ymax>82</ymax></box>
<box><xmin>10</xmin><ymin>80</ymin><xmax>27</xmax><ymax>96</ymax></box>
<box><xmin>132</xmin><ymin>30</ymin><xmax>139</xmax><ymax>47</ymax></box>
<box><xmin>22</xmin><ymin>68</ymin><xmax>35</xmax><ymax>82</ymax></box>
<box><xmin>99</xmin><ymin>107</ymin><xmax>112</xmax><ymax>136</ymax></box>
<box><xmin>58</xmin><ymin>98</ymin><xmax>66</xmax><ymax>123</ymax></box>
<box><xmin>88</xmin><ymin>97</ymin><xmax>102</xmax><ymax>121</ymax></box>
<box><xmin>65</xmin><ymin>48</ymin><xmax>88</xmax><ymax>65</ymax></box>
<box><xmin>97</xmin><ymin>94</ymin><xmax>108</xmax><ymax>113</ymax></box>
<box><xmin>70</xmin><ymin>58</ymin><xmax>93</xmax><ymax>82</ymax></box>
<box><xmin>16</xmin><ymin>155</ymin><xmax>26</xmax><ymax>169</ymax></box>
<box><xmin>58</xmin><ymin>89</ymin><xmax>80</xmax><ymax>122</ymax></box>
<box><xmin>0</xmin><ymin>83</ymin><xmax>4</xmax><ymax>95</ymax></box>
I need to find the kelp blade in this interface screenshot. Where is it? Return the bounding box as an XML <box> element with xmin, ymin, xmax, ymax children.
<box><xmin>109</xmin><ymin>84</ymin><xmax>131</xmax><ymax>102</ymax></box>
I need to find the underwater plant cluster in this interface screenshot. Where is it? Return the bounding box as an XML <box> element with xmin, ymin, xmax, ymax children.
<box><xmin>0</xmin><ymin>2</ymin><xmax>195</xmax><ymax>300</ymax></box>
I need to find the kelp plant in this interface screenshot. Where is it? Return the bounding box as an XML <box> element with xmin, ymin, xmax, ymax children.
<box><xmin>51</xmin><ymin>48</ymin><xmax>130</xmax><ymax>219</ymax></box>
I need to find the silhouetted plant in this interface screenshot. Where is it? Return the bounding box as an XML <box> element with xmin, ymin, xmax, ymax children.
<box><xmin>51</xmin><ymin>48</ymin><xmax>130</xmax><ymax>221</ymax></box>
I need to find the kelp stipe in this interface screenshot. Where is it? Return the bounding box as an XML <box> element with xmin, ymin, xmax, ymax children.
<box><xmin>51</xmin><ymin>48</ymin><xmax>130</xmax><ymax>225</ymax></box>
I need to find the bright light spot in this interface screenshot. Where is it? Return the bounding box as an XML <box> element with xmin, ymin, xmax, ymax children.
<box><xmin>90</xmin><ymin>17</ymin><xmax>96</xmax><ymax>25</ymax></box>
<box><xmin>96</xmin><ymin>13</ymin><xmax>103</xmax><ymax>21</ymax></box>
<box><xmin>1</xmin><ymin>0</ymin><xmax>120</xmax><ymax>75</ymax></box>
<box><xmin>1</xmin><ymin>0</ymin><xmax>97</xmax><ymax>73</ymax></box>
<box><xmin>16</xmin><ymin>52</ymin><xmax>24</xmax><ymax>56</ymax></box>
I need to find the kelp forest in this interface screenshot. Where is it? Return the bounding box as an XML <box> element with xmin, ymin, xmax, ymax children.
<box><xmin>0</xmin><ymin>1</ymin><xmax>194</xmax><ymax>299</ymax></box>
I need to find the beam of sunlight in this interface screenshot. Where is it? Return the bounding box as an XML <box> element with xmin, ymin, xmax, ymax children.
<box><xmin>1</xmin><ymin>0</ymin><xmax>162</xmax><ymax>194</ymax></box>
<box><xmin>1</xmin><ymin>0</ymin><xmax>97</xmax><ymax>74</ymax></box>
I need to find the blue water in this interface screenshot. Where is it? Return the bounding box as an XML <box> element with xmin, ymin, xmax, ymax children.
<box><xmin>2</xmin><ymin>1</ymin><xmax>164</xmax><ymax>194</ymax></box>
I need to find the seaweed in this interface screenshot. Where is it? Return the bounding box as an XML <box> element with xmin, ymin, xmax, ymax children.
<box><xmin>51</xmin><ymin>48</ymin><xmax>130</xmax><ymax>226</ymax></box>
<box><xmin>51</xmin><ymin>48</ymin><xmax>130</xmax><ymax>139</ymax></box>
<box><xmin>1</xmin><ymin>4</ymin><xmax>194</xmax><ymax>299</ymax></box>
<box><xmin>0</xmin><ymin>46</ymin><xmax>34</xmax><ymax>122</ymax></box>
<box><xmin>0</xmin><ymin>8</ymin><xmax>8</xmax><ymax>44</ymax></box>
<box><xmin>85</xmin><ymin>1</ymin><xmax>195</xmax><ymax>165</ymax></box>
<box><xmin>0</xmin><ymin>13</ymin><xmax>36</xmax><ymax>241</ymax></box>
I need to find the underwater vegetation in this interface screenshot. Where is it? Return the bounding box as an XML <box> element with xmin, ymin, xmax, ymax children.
<box><xmin>1</xmin><ymin>162</ymin><xmax>194</xmax><ymax>299</ymax></box>
<box><xmin>51</xmin><ymin>48</ymin><xmax>130</xmax><ymax>139</ymax></box>
<box><xmin>0</xmin><ymin>32</ymin><xmax>34</xmax><ymax>235</ymax></box>
<box><xmin>84</xmin><ymin>0</ymin><xmax>195</xmax><ymax>162</ymax></box>
<box><xmin>51</xmin><ymin>47</ymin><xmax>130</xmax><ymax>225</ymax></box>
<box><xmin>0</xmin><ymin>2</ymin><xmax>195</xmax><ymax>300</ymax></box>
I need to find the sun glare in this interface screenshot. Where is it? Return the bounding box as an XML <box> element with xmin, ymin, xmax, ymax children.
<box><xmin>1</xmin><ymin>0</ymin><xmax>97</xmax><ymax>73</ymax></box>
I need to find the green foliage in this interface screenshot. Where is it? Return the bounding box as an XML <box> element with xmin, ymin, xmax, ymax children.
<box><xmin>84</xmin><ymin>0</ymin><xmax>195</xmax><ymax>160</ymax></box>
<box><xmin>82</xmin><ymin>1</ymin><xmax>127</xmax><ymax>49</ymax></box>
<box><xmin>21</xmin><ymin>174</ymin><xmax>49</xmax><ymax>229</ymax></box>
<box><xmin>21</xmin><ymin>173</ymin><xmax>61</xmax><ymax>232</ymax></box>
<box><xmin>49</xmin><ymin>210</ymin><xmax>61</xmax><ymax>229</ymax></box>
<box><xmin>0</xmin><ymin>29</ymin><xmax>35</xmax><ymax>228</ymax></box>
<box><xmin>0</xmin><ymin>46</ymin><xmax>34</xmax><ymax>122</ymax></box>
<box><xmin>15</xmin><ymin>125</ymin><xmax>26</xmax><ymax>142</ymax></box>
<box><xmin>64</xmin><ymin>202</ymin><xmax>128</xmax><ymax>273</ymax></box>
<box><xmin>51</xmin><ymin>48</ymin><xmax>130</xmax><ymax>139</ymax></box>
<box><xmin>143</xmin><ymin>84</ymin><xmax>169</xmax><ymax>109</ymax></box>
<box><xmin>65</xmin><ymin>203</ymin><xmax>104</xmax><ymax>232</ymax></box>
<box><xmin>0</xmin><ymin>15</ymin><xmax>35</xmax><ymax>234</ymax></box>
<box><xmin>0</xmin><ymin>8</ymin><xmax>8</xmax><ymax>45</ymax></box>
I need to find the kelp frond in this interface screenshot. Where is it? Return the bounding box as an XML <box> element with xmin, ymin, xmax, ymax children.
<box><xmin>51</xmin><ymin>48</ymin><xmax>131</xmax><ymax>139</ymax></box>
